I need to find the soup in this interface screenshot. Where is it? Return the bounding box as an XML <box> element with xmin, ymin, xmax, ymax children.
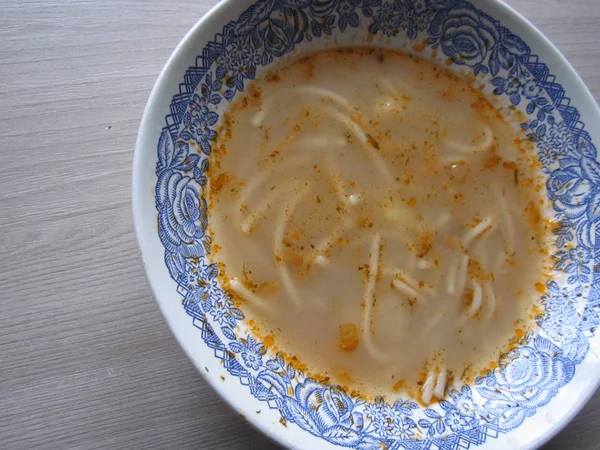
<box><xmin>208</xmin><ymin>48</ymin><xmax>553</xmax><ymax>403</ymax></box>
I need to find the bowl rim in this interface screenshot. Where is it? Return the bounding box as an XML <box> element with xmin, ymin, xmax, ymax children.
<box><xmin>132</xmin><ymin>0</ymin><xmax>600</xmax><ymax>448</ymax></box>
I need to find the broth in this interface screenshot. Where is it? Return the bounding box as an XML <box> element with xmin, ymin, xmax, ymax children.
<box><xmin>208</xmin><ymin>48</ymin><xmax>553</xmax><ymax>402</ymax></box>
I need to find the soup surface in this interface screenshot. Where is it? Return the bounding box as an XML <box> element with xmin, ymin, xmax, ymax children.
<box><xmin>209</xmin><ymin>47</ymin><xmax>552</xmax><ymax>402</ymax></box>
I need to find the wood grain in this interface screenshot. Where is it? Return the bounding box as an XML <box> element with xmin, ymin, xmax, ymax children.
<box><xmin>0</xmin><ymin>1</ymin><xmax>598</xmax><ymax>448</ymax></box>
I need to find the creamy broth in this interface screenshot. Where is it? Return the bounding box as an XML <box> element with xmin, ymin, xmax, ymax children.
<box><xmin>209</xmin><ymin>48</ymin><xmax>552</xmax><ymax>402</ymax></box>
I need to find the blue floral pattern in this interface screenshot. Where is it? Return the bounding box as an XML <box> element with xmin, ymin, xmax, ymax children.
<box><xmin>283</xmin><ymin>379</ymin><xmax>368</xmax><ymax>445</ymax></box>
<box><xmin>153</xmin><ymin>0</ymin><xmax>599</xmax><ymax>448</ymax></box>
<box><xmin>431</xmin><ymin>6</ymin><xmax>500</xmax><ymax>71</ymax></box>
<box><xmin>475</xmin><ymin>336</ymin><xmax>576</xmax><ymax>429</ymax></box>
<box><xmin>231</xmin><ymin>335</ymin><xmax>267</xmax><ymax>370</ymax></box>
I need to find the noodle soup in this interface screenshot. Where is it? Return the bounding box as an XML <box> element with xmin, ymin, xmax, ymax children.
<box><xmin>209</xmin><ymin>48</ymin><xmax>553</xmax><ymax>403</ymax></box>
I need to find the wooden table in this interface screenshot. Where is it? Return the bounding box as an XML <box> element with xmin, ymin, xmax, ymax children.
<box><xmin>1</xmin><ymin>0</ymin><xmax>599</xmax><ymax>448</ymax></box>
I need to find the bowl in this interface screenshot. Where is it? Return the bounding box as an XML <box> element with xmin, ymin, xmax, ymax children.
<box><xmin>132</xmin><ymin>0</ymin><xmax>600</xmax><ymax>448</ymax></box>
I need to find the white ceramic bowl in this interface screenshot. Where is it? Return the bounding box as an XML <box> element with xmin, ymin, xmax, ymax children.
<box><xmin>133</xmin><ymin>1</ymin><xmax>600</xmax><ymax>448</ymax></box>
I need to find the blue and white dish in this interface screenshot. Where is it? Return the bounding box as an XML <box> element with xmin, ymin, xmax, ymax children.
<box><xmin>132</xmin><ymin>1</ymin><xmax>600</xmax><ymax>448</ymax></box>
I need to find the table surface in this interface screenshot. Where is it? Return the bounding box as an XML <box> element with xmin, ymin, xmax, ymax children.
<box><xmin>1</xmin><ymin>0</ymin><xmax>600</xmax><ymax>448</ymax></box>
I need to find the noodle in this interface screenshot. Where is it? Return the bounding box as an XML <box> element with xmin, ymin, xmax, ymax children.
<box><xmin>446</xmin><ymin>252</ymin><xmax>460</xmax><ymax>295</ymax></box>
<box><xmin>447</xmin><ymin>124</ymin><xmax>493</xmax><ymax>154</ymax></box>
<box><xmin>252</xmin><ymin>85</ymin><xmax>354</xmax><ymax>126</ymax></box>
<box><xmin>327</xmin><ymin>108</ymin><xmax>394</xmax><ymax>183</ymax></box>
<box><xmin>421</xmin><ymin>371</ymin><xmax>436</xmax><ymax>405</ymax></box>
<box><xmin>379</xmin><ymin>77</ymin><xmax>399</xmax><ymax>96</ymax></box>
<box><xmin>251</xmin><ymin>102</ymin><xmax>271</xmax><ymax>127</ymax></box>
<box><xmin>434</xmin><ymin>211</ymin><xmax>452</xmax><ymax>232</ymax></box>
<box><xmin>240</xmin><ymin>191</ymin><xmax>279</xmax><ymax>233</ymax></box>
<box><xmin>362</xmin><ymin>233</ymin><xmax>389</xmax><ymax>362</ymax></box>
<box><xmin>296</xmin><ymin>85</ymin><xmax>355</xmax><ymax>112</ymax></box>
<box><xmin>236</xmin><ymin>171</ymin><xmax>269</xmax><ymax>225</ymax></box>
<box><xmin>299</xmin><ymin>136</ymin><xmax>347</xmax><ymax>149</ymax></box>
<box><xmin>312</xmin><ymin>220</ymin><xmax>350</xmax><ymax>264</ymax></box>
<box><xmin>484</xmin><ymin>280</ymin><xmax>497</xmax><ymax>317</ymax></box>
<box><xmin>324</xmin><ymin>152</ymin><xmax>351</xmax><ymax>209</ymax></box>
<box><xmin>494</xmin><ymin>184</ymin><xmax>515</xmax><ymax>253</ymax></box>
<box><xmin>273</xmin><ymin>186</ymin><xmax>311</xmax><ymax>309</ymax></box>
<box><xmin>348</xmin><ymin>194</ymin><xmax>360</xmax><ymax>205</ymax></box>
<box><xmin>467</xmin><ymin>279</ymin><xmax>483</xmax><ymax>317</ymax></box>
<box><xmin>433</xmin><ymin>368</ymin><xmax>447</xmax><ymax>399</ymax></box>
<box><xmin>383</xmin><ymin>204</ymin><xmax>414</xmax><ymax>225</ymax></box>
<box><xmin>236</xmin><ymin>156</ymin><xmax>307</xmax><ymax>225</ymax></box>
<box><xmin>315</xmin><ymin>255</ymin><xmax>330</xmax><ymax>267</ymax></box>
<box><xmin>229</xmin><ymin>278</ymin><xmax>271</xmax><ymax>310</ymax></box>
<box><xmin>462</xmin><ymin>216</ymin><xmax>495</xmax><ymax>249</ymax></box>
<box><xmin>392</xmin><ymin>278</ymin><xmax>418</xmax><ymax>300</ymax></box>
<box><xmin>494</xmin><ymin>250</ymin><xmax>507</xmax><ymax>275</ymax></box>
<box><xmin>379</xmin><ymin>75</ymin><xmax>421</xmax><ymax>99</ymax></box>
<box><xmin>456</xmin><ymin>255</ymin><xmax>470</xmax><ymax>296</ymax></box>
<box><xmin>417</xmin><ymin>259</ymin><xmax>433</xmax><ymax>270</ymax></box>
<box><xmin>315</xmin><ymin>226</ymin><xmax>343</xmax><ymax>253</ymax></box>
